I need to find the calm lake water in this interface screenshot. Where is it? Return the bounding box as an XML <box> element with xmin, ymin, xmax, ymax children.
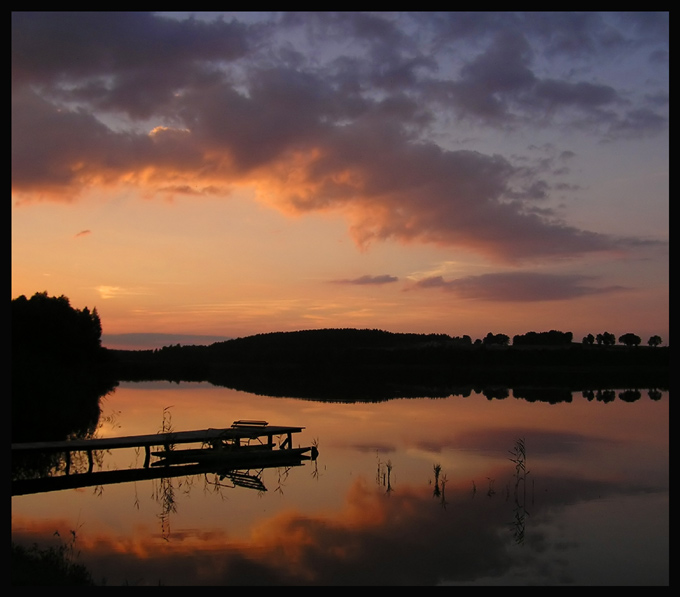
<box><xmin>11</xmin><ymin>381</ymin><xmax>669</xmax><ymax>586</ymax></box>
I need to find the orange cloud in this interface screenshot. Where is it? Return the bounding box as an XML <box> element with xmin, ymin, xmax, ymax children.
<box><xmin>11</xmin><ymin>12</ymin><xmax>667</xmax><ymax>264</ymax></box>
<box><xmin>13</xmin><ymin>462</ymin><xmax>641</xmax><ymax>586</ymax></box>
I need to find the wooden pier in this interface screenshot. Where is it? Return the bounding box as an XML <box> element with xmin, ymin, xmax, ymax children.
<box><xmin>12</xmin><ymin>421</ymin><xmax>318</xmax><ymax>496</ymax></box>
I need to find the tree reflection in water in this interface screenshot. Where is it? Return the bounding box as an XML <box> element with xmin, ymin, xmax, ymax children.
<box><xmin>11</xmin><ymin>383</ymin><xmax>668</xmax><ymax>585</ymax></box>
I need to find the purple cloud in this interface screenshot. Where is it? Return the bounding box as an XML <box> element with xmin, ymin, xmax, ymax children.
<box><xmin>413</xmin><ymin>272</ymin><xmax>629</xmax><ymax>302</ymax></box>
<box><xmin>331</xmin><ymin>275</ymin><xmax>399</xmax><ymax>286</ymax></box>
<box><xmin>11</xmin><ymin>12</ymin><xmax>668</xmax><ymax>263</ymax></box>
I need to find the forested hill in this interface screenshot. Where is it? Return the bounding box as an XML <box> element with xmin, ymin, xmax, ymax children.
<box><xmin>211</xmin><ymin>328</ymin><xmax>460</xmax><ymax>353</ymax></box>
<box><xmin>107</xmin><ymin>327</ymin><xmax>669</xmax><ymax>397</ymax></box>
<box><xmin>12</xmin><ymin>291</ymin><xmax>668</xmax><ymax>408</ymax></box>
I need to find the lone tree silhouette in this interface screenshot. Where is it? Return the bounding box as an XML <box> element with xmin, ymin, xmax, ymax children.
<box><xmin>647</xmin><ymin>335</ymin><xmax>663</xmax><ymax>347</ymax></box>
<box><xmin>618</xmin><ymin>333</ymin><xmax>641</xmax><ymax>347</ymax></box>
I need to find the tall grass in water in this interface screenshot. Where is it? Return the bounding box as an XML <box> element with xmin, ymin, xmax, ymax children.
<box><xmin>508</xmin><ymin>437</ymin><xmax>530</xmax><ymax>545</ymax></box>
<box><xmin>154</xmin><ymin>406</ymin><xmax>177</xmax><ymax>540</ymax></box>
<box><xmin>432</xmin><ymin>463</ymin><xmax>442</xmax><ymax>498</ymax></box>
<box><xmin>376</xmin><ymin>452</ymin><xmax>394</xmax><ymax>494</ymax></box>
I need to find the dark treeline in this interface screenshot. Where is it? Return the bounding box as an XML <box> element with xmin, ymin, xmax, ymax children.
<box><xmin>513</xmin><ymin>330</ymin><xmax>573</xmax><ymax>346</ymax></box>
<box><xmin>12</xmin><ymin>292</ymin><xmax>104</xmax><ymax>364</ymax></box>
<box><xmin>12</xmin><ymin>293</ymin><xmax>669</xmax><ymax>422</ymax></box>
<box><xmin>12</xmin><ymin>292</ymin><xmax>118</xmax><ymax>443</ymax></box>
<box><xmin>107</xmin><ymin>327</ymin><xmax>669</xmax><ymax>400</ymax></box>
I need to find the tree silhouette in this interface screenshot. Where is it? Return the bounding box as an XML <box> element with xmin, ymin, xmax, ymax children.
<box><xmin>596</xmin><ymin>332</ymin><xmax>616</xmax><ymax>346</ymax></box>
<box><xmin>12</xmin><ymin>291</ymin><xmax>104</xmax><ymax>365</ymax></box>
<box><xmin>618</xmin><ymin>333</ymin><xmax>641</xmax><ymax>347</ymax></box>
<box><xmin>483</xmin><ymin>332</ymin><xmax>509</xmax><ymax>346</ymax></box>
<box><xmin>648</xmin><ymin>335</ymin><xmax>663</xmax><ymax>347</ymax></box>
<box><xmin>513</xmin><ymin>330</ymin><xmax>572</xmax><ymax>346</ymax></box>
<box><xmin>582</xmin><ymin>333</ymin><xmax>595</xmax><ymax>345</ymax></box>
<box><xmin>12</xmin><ymin>292</ymin><xmax>113</xmax><ymax>443</ymax></box>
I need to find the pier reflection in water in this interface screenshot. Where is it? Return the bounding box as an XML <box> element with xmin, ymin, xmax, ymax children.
<box><xmin>12</xmin><ymin>421</ymin><xmax>317</xmax><ymax>497</ymax></box>
<box><xmin>11</xmin><ymin>381</ymin><xmax>669</xmax><ymax>586</ymax></box>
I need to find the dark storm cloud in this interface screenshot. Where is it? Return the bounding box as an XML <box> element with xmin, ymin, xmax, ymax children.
<box><xmin>452</xmin><ymin>29</ymin><xmax>538</xmax><ymax>122</ymax></box>
<box><xmin>413</xmin><ymin>272</ymin><xmax>628</xmax><ymax>302</ymax></box>
<box><xmin>11</xmin><ymin>11</ymin><xmax>260</xmax><ymax>119</ymax></box>
<box><xmin>532</xmin><ymin>79</ymin><xmax>618</xmax><ymax>108</ymax></box>
<box><xmin>11</xmin><ymin>86</ymin><xmax>205</xmax><ymax>196</ymax></box>
<box><xmin>426</xmin><ymin>27</ymin><xmax>624</xmax><ymax>127</ymax></box>
<box><xmin>11</xmin><ymin>12</ymin><xmax>668</xmax><ymax>260</ymax></box>
<box><xmin>418</xmin><ymin>13</ymin><xmax>667</xmax><ymax>136</ymax></box>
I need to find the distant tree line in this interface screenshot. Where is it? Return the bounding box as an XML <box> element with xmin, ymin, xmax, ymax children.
<box><xmin>477</xmin><ymin>329</ymin><xmax>662</xmax><ymax>348</ymax></box>
<box><xmin>10</xmin><ymin>293</ymin><xmax>668</xmax><ymax>421</ymax></box>
<box><xmin>581</xmin><ymin>332</ymin><xmax>663</xmax><ymax>348</ymax></box>
<box><xmin>482</xmin><ymin>332</ymin><xmax>510</xmax><ymax>346</ymax></box>
<box><xmin>485</xmin><ymin>329</ymin><xmax>664</xmax><ymax>348</ymax></box>
<box><xmin>513</xmin><ymin>330</ymin><xmax>573</xmax><ymax>346</ymax></box>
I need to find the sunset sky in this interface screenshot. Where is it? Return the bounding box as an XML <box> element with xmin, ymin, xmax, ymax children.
<box><xmin>11</xmin><ymin>12</ymin><xmax>669</xmax><ymax>349</ymax></box>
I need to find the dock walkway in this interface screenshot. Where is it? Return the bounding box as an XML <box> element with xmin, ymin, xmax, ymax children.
<box><xmin>12</xmin><ymin>422</ymin><xmax>306</xmax><ymax>471</ymax></box>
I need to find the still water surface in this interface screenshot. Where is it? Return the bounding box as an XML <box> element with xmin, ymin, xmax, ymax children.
<box><xmin>11</xmin><ymin>381</ymin><xmax>669</xmax><ymax>586</ymax></box>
